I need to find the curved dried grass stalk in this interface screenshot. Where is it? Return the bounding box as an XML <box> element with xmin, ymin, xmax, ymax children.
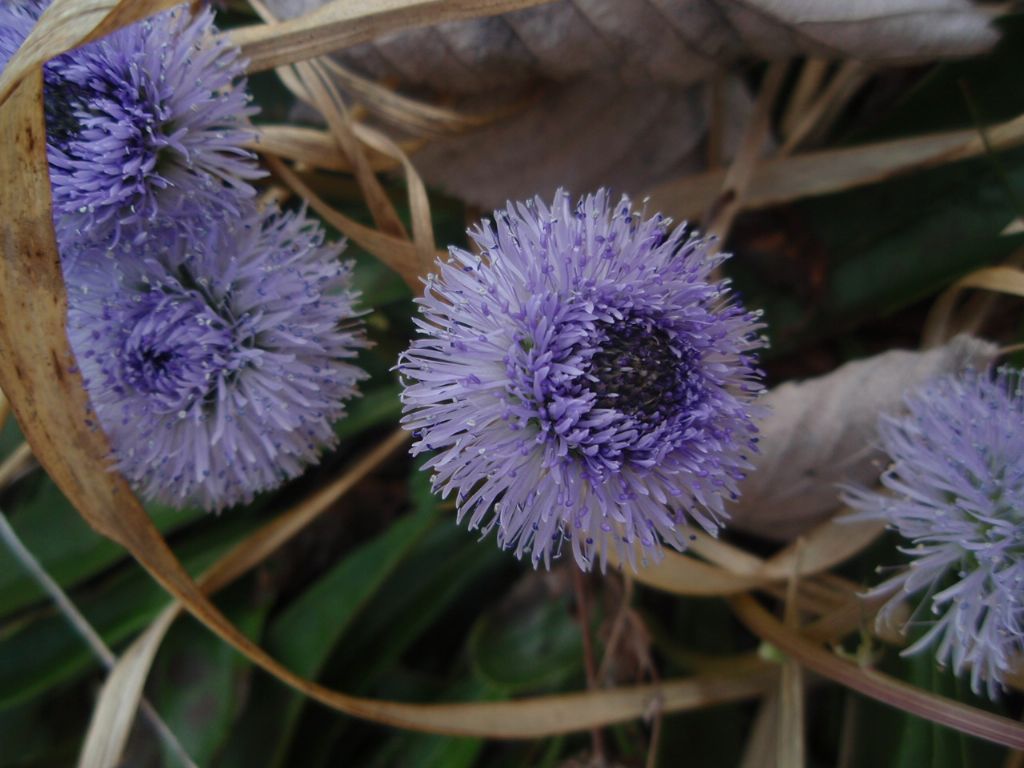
<box><xmin>251</xmin><ymin>124</ymin><xmax>410</xmax><ymax>172</ymax></box>
<box><xmin>923</xmin><ymin>264</ymin><xmax>1024</xmax><ymax>347</ymax></box>
<box><xmin>647</xmin><ymin>114</ymin><xmax>1024</xmax><ymax>223</ymax></box>
<box><xmin>321</xmin><ymin>58</ymin><xmax>512</xmax><ymax>138</ymax></box>
<box><xmin>78</xmin><ymin>429</ymin><xmax>410</xmax><ymax>767</ymax></box>
<box><xmin>228</xmin><ymin>0</ymin><xmax>555</xmax><ymax>74</ymax></box>
<box><xmin>730</xmin><ymin>595</ymin><xmax>1024</xmax><ymax>750</ymax></box>
<box><xmin>266</xmin><ymin>154</ymin><xmax>424</xmax><ymax>288</ymax></box>
<box><xmin>617</xmin><ymin>514</ymin><xmax>883</xmax><ymax>598</ymax></box>
<box><xmin>249</xmin><ymin>0</ymin><xmax>439</xmax><ymax>277</ymax></box>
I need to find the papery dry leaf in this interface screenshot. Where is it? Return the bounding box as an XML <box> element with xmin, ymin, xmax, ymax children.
<box><xmin>403</xmin><ymin>77</ymin><xmax>750</xmax><ymax>210</ymax></box>
<box><xmin>728</xmin><ymin>335</ymin><xmax>997</xmax><ymax>541</ymax></box>
<box><xmin>267</xmin><ymin>0</ymin><xmax>997</xmax><ymax>207</ymax></box>
<box><xmin>230</xmin><ymin>0</ymin><xmax>556</xmax><ymax>73</ymax></box>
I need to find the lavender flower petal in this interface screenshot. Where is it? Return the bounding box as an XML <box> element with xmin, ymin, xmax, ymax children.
<box><xmin>65</xmin><ymin>206</ymin><xmax>369</xmax><ymax>511</ymax></box>
<box><xmin>1</xmin><ymin>2</ymin><xmax>261</xmax><ymax>243</ymax></box>
<box><xmin>399</xmin><ymin>189</ymin><xmax>767</xmax><ymax>571</ymax></box>
<box><xmin>846</xmin><ymin>367</ymin><xmax>1024</xmax><ymax>698</ymax></box>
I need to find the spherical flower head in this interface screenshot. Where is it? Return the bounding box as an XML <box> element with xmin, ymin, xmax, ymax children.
<box><xmin>64</xmin><ymin>205</ymin><xmax>369</xmax><ymax>511</ymax></box>
<box><xmin>845</xmin><ymin>368</ymin><xmax>1024</xmax><ymax>698</ymax></box>
<box><xmin>0</xmin><ymin>2</ymin><xmax>261</xmax><ymax>243</ymax></box>
<box><xmin>399</xmin><ymin>189</ymin><xmax>767</xmax><ymax>571</ymax></box>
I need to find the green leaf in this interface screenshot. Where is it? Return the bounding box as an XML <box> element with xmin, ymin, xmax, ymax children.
<box><xmin>333</xmin><ymin>383</ymin><xmax>402</xmax><ymax>443</ymax></box>
<box><xmin>218</xmin><ymin>495</ymin><xmax>438</xmax><ymax>768</ymax></box>
<box><xmin>892</xmin><ymin>653</ymin><xmax>1005</xmax><ymax>768</ymax></box>
<box><xmin>150</xmin><ymin>584</ymin><xmax>271</xmax><ymax>768</ymax></box>
<box><xmin>468</xmin><ymin>590</ymin><xmax>582</xmax><ymax>694</ymax></box>
<box><xmin>274</xmin><ymin>482</ymin><xmax>512</xmax><ymax>767</ymax></box>
<box><xmin>363</xmin><ymin>677</ymin><xmax>493</xmax><ymax>768</ymax></box>
<box><xmin>0</xmin><ymin>515</ymin><xmax>259</xmax><ymax>709</ymax></box>
<box><xmin>737</xmin><ymin>151</ymin><xmax>1024</xmax><ymax>356</ymax></box>
<box><xmin>0</xmin><ymin>468</ymin><xmax>206</xmax><ymax>615</ymax></box>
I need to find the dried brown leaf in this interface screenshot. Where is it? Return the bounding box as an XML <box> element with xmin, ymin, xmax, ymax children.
<box><xmin>290</xmin><ymin>0</ymin><xmax>996</xmax><ymax>96</ymax></box>
<box><xmin>230</xmin><ymin>0</ymin><xmax>556</xmax><ymax>73</ymax></box>
<box><xmin>267</xmin><ymin>0</ymin><xmax>997</xmax><ymax>207</ymax></box>
<box><xmin>728</xmin><ymin>335</ymin><xmax>998</xmax><ymax>541</ymax></box>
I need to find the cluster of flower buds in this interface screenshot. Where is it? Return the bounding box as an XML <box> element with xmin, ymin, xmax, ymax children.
<box><xmin>1</xmin><ymin>2</ymin><xmax>368</xmax><ymax>511</ymax></box>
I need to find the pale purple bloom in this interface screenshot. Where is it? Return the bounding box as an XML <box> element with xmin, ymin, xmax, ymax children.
<box><xmin>845</xmin><ymin>368</ymin><xmax>1024</xmax><ymax>697</ymax></box>
<box><xmin>0</xmin><ymin>2</ymin><xmax>261</xmax><ymax>244</ymax></box>
<box><xmin>399</xmin><ymin>189</ymin><xmax>767</xmax><ymax>570</ymax></box>
<box><xmin>64</xmin><ymin>205</ymin><xmax>369</xmax><ymax>511</ymax></box>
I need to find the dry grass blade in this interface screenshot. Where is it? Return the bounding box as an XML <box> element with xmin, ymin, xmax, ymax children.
<box><xmin>780</xmin><ymin>61</ymin><xmax>869</xmax><ymax>156</ymax></box>
<box><xmin>956</xmin><ymin>247</ymin><xmax>1024</xmax><ymax>339</ymax></box>
<box><xmin>291</xmin><ymin>59</ymin><xmax>408</xmax><ymax>239</ymax></box>
<box><xmin>631</xmin><ymin>514</ymin><xmax>883</xmax><ymax>598</ymax></box>
<box><xmin>761</xmin><ymin>517</ymin><xmax>885</xmax><ymax>581</ymax></box>
<box><xmin>705</xmin><ymin>61</ymin><xmax>788</xmax><ymax>243</ymax></box>
<box><xmin>251</xmin><ymin>125</ymin><xmax>406</xmax><ymax>173</ymax></box>
<box><xmin>647</xmin><ymin>119</ymin><xmax>1024</xmax><ymax>223</ymax></box>
<box><xmin>77</xmin><ymin>609</ymin><xmax>184</xmax><ymax>768</ymax></box>
<box><xmin>923</xmin><ymin>265</ymin><xmax>1024</xmax><ymax>347</ymax></box>
<box><xmin>803</xmin><ymin>590</ymin><xmax>888</xmax><ymax>645</ymax></box>
<box><xmin>0</xmin><ymin>508</ymin><xmax>197</xmax><ymax>768</ymax></box>
<box><xmin>739</xmin><ymin>690</ymin><xmax>779</xmax><ymax>768</ymax></box>
<box><xmin>352</xmin><ymin>121</ymin><xmax>437</xmax><ymax>275</ymax></box>
<box><xmin>777</xmin><ymin>547</ymin><xmax>806</xmax><ymax>768</ymax></box>
<box><xmin>78</xmin><ymin>429</ymin><xmax>409</xmax><ymax>767</ymax></box>
<box><xmin>265</xmin><ymin>155</ymin><xmax>424</xmax><ymax>289</ymax></box>
<box><xmin>248</xmin><ymin>0</ymin><xmax>438</xmax><ymax>276</ymax></box>
<box><xmin>730</xmin><ymin>595</ymin><xmax>1024</xmax><ymax>750</ymax></box>
<box><xmin>780</xmin><ymin>58</ymin><xmax>830</xmax><ymax>140</ymax></box>
<box><xmin>0</xmin><ymin>0</ymin><xmax>179</xmax><ymax>106</ymax></box>
<box><xmin>0</xmin><ymin>442</ymin><xmax>35</xmax><ymax>490</ymax></box>
<box><xmin>321</xmin><ymin>58</ymin><xmax>506</xmax><ymax>138</ymax></box>
<box><xmin>227</xmin><ymin>0</ymin><xmax>555</xmax><ymax>74</ymax></box>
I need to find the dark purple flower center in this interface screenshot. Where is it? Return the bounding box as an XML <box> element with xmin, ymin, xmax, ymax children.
<box><xmin>119</xmin><ymin>290</ymin><xmax>240</xmax><ymax>413</ymax></box>
<box><xmin>42</xmin><ymin>75</ymin><xmax>89</xmax><ymax>147</ymax></box>
<box><xmin>587</xmin><ymin>319</ymin><xmax>704</xmax><ymax>423</ymax></box>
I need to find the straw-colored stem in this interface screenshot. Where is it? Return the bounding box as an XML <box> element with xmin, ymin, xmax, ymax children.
<box><xmin>0</xmin><ymin>508</ymin><xmax>196</xmax><ymax>768</ymax></box>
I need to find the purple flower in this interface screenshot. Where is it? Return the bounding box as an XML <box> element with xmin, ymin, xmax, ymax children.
<box><xmin>845</xmin><ymin>368</ymin><xmax>1024</xmax><ymax>698</ymax></box>
<box><xmin>64</xmin><ymin>205</ymin><xmax>369</xmax><ymax>511</ymax></box>
<box><xmin>1</xmin><ymin>2</ymin><xmax>261</xmax><ymax>244</ymax></box>
<box><xmin>398</xmin><ymin>189</ymin><xmax>767</xmax><ymax>570</ymax></box>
